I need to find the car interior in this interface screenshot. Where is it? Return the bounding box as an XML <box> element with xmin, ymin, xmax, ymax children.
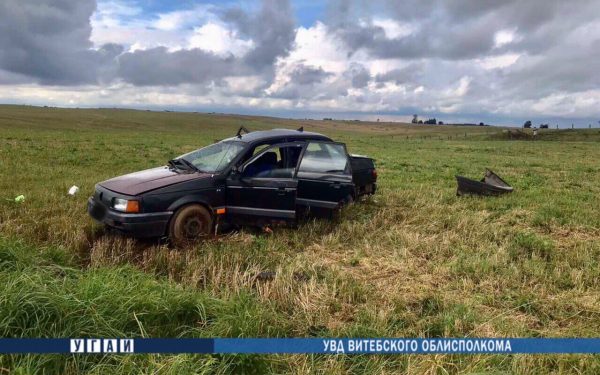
<box><xmin>242</xmin><ymin>145</ymin><xmax>303</xmax><ymax>178</ymax></box>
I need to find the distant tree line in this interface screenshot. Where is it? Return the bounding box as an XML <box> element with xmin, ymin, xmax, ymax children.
<box><xmin>411</xmin><ymin>114</ymin><xmax>484</xmax><ymax>126</ymax></box>
<box><xmin>524</xmin><ymin>120</ymin><xmax>550</xmax><ymax>129</ymax></box>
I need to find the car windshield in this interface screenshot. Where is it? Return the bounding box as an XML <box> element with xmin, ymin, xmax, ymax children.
<box><xmin>177</xmin><ymin>141</ymin><xmax>246</xmax><ymax>173</ymax></box>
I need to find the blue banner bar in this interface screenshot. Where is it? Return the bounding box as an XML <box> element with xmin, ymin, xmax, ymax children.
<box><xmin>1</xmin><ymin>338</ymin><xmax>599</xmax><ymax>354</ymax></box>
<box><xmin>214</xmin><ymin>338</ymin><xmax>600</xmax><ymax>354</ymax></box>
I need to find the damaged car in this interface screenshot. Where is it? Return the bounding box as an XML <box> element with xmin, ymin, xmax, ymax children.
<box><xmin>88</xmin><ymin>127</ymin><xmax>377</xmax><ymax>244</ymax></box>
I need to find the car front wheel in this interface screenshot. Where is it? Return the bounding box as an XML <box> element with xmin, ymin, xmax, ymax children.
<box><xmin>168</xmin><ymin>204</ymin><xmax>212</xmax><ymax>246</ymax></box>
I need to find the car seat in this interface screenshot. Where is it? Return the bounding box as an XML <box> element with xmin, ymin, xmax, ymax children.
<box><xmin>245</xmin><ymin>151</ymin><xmax>278</xmax><ymax>177</ymax></box>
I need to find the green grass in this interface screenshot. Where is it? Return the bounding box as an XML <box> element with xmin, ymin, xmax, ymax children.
<box><xmin>1</xmin><ymin>105</ymin><xmax>600</xmax><ymax>373</ymax></box>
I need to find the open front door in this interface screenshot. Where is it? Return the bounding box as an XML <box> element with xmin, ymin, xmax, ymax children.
<box><xmin>226</xmin><ymin>142</ymin><xmax>306</xmax><ymax>220</ymax></box>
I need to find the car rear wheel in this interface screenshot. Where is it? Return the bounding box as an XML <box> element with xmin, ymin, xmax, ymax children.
<box><xmin>169</xmin><ymin>204</ymin><xmax>212</xmax><ymax>246</ymax></box>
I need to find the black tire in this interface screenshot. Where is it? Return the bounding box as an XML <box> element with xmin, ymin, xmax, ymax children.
<box><xmin>345</xmin><ymin>194</ymin><xmax>355</xmax><ymax>205</ymax></box>
<box><xmin>168</xmin><ymin>204</ymin><xmax>212</xmax><ymax>246</ymax></box>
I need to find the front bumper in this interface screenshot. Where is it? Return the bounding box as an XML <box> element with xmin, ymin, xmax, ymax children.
<box><xmin>87</xmin><ymin>197</ymin><xmax>172</xmax><ymax>238</ymax></box>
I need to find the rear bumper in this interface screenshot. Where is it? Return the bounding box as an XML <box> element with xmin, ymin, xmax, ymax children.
<box><xmin>87</xmin><ymin>197</ymin><xmax>172</xmax><ymax>238</ymax></box>
<box><xmin>357</xmin><ymin>182</ymin><xmax>377</xmax><ymax>196</ymax></box>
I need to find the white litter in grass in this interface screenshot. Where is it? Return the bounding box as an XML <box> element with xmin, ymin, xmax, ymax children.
<box><xmin>14</xmin><ymin>195</ymin><xmax>25</xmax><ymax>203</ymax></box>
<box><xmin>68</xmin><ymin>186</ymin><xmax>80</xmax><ymax>196</ymax></box>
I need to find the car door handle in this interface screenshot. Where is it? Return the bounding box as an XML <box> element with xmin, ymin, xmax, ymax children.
<box><xmin>277</xmin><ymin>186</ymin><xmax>287</xmax><ymax>195</ymax></box>
<box><xmin>330</xmin><ymin>182</ymin><xmax>341</xmax><ymax>189</ymax></box>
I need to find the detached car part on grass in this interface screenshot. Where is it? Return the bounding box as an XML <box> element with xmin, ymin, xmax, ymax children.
<box><xmin>455</xmin><ymin>169</ymin><xmax>513</xmax><ymax>196</ymax></box>
<box><xmin>88</xmin><ymin>127</ymin><xmax>377</xmax><ymax>245</ymax></box>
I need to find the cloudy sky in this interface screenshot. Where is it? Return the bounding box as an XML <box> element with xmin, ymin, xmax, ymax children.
<box><xmin>0</xmin><ymin>0</ymin><xmax>599</xmax><ymax>126</ymax></box>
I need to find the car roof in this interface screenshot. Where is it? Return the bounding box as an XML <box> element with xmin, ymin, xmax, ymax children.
<box><xmin>223</xmin><ymin>128</ymin><xmax>332</xmax><ymax>144</ymax></box>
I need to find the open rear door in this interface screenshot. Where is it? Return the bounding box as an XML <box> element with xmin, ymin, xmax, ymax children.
<box><xmin>296</xmin><ymin>141</ymin><xmax>354</xmax><ymax>209</ymax></box>
<box><xmin>226</xmin><ymin>142</ymin><xmax>306</xmax><ymax>220</ymax></box>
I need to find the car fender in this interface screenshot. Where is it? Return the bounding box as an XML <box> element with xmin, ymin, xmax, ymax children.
<box><xmin>167</xmin><ymin>194</ymin><xmax>215</xmax><ymax>215</ymax></box>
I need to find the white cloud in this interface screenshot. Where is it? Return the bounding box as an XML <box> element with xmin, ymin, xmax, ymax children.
<box><xmin>223</xmin><ymin>75</ymin><xmax>265</xmax><ymax>95</ymax></box>
<box><xmin>188</xmin><ymin>22</ymin><xmax>254</xmax><ymax>57</ymax></box>
<box><xmin>494</xmin><ymin>29</ymin><xmax>517</xmax><ymax>48</ymax></box>
<box><xmin>95</xmin><ymin>1</ymin><xmax>142</xmax><ymax>23</ymax></box>
<box><xmin>91</xmin><ymin>2</ymin><xmax>183</xmax><ymax>50</ymax></box>
<box><xmin>153</xmin><ymin>6</ymin><xmax>213</xmax><ymax>31</ymax></box>
<box><xmin>448</xmin><ymin>76</ymin><xmax>471</xmax><ymax>97</ymax></box>
<box><xmin>92</xmin><ymin>2</ymin><xmax>217</xmax><ymax>51</ymax></box>
<box><xmin>287</xmin><ymin>22</ymin><xmax>348</xmax><ymax>73</ymax></box>
<box><xmin>372</xmin><ymin>18</ymin><xmax>414</xmax><ymax>39</ymax></box>
<box><xmin>477</xmin><ymin>53</ymin><xmax>520</xmax><ymax>69</ymax></box>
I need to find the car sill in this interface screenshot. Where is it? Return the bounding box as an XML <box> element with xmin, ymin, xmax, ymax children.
<box><xmin>226</xmin><ymin>206</ymin><xmax>295</xmax><ymax>219</ymax></box>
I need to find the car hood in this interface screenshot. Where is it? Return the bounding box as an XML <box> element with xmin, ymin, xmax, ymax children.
<box><xmin>99</xmin><ymin>166</ymin><xmax>211</xmax><ymax>195</ymax></box>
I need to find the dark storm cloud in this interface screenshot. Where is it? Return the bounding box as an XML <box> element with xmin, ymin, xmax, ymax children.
<box><xmin>374</xmin><ymin>64</ymin><xmax>422</xmax><ymax>85</ymax></box>
<box><xmin>268</xmin><ymin>82</ymin><xmax>348</xmax><ymax>101</ymax></box>
<box><xmin>267</xmin><ymin>64</ymin><xmax>335</xmax><ymax>100</ymax></box>
<box><xmin>222</xmin><ymin>0</ymin><xmax>296</xmax><ymax>70</ymax></box>
<box><xmin>268</xmin><ymin>65</ymin><xmax>347</xmax><ymax>101</ymax></box>
<box><xmin>500</xmin><ymin>40</ymin><xmax>600</xmax><ymax>99</ymax></box>
<box><xmin>0</xmin><ymin>0</ymin><xmax>122</xmax><ymax>85</ymax></box>
<box><xmin>332</xmin><ymin>19</ymin><xmax>497</xmax><ymax>60</ymax></box>
<box><xmin>289</xmin><ymin>64</ymin><xmax>332</xmax><ymax>85</ymax></box>
<box><xmin>117</xmin><ymin>47</ymin><xmax>242</xmax><ymax>86</ymax></box>
<box><xmin>328</xmin><ymin>0</ymin><xmax>598</xmax><ymax>60</ymax></box>
<box><xmin>346</xmin><ymin>63</ymin><xmax>370</xmax><ymax>88</ymax></box>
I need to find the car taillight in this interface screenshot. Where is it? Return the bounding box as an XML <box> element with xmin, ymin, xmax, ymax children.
<box><xmin>372</xmin><ymin>169</ymin><xmax>378</xmax><ymax>180</ymax></box>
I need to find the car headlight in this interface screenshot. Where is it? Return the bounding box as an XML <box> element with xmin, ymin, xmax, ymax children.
<box><xmin>112</xmin><ymin>198</ymin><xmax>140</xmax><ymax>213</ymax></box>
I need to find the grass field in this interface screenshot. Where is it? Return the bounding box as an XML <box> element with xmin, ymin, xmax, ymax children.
<box><xmin>1</xmin><ymin>104</ymin><xmax>600</xmax><ymax>374</ymax></box>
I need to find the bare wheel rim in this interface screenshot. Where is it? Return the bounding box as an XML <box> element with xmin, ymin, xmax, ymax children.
<box><xmin>182</xmin><ymin>215</ymin><xmax>206</xmax><ymax>238</ymax></box>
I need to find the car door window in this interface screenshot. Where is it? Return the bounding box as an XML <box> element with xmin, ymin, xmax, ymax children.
<box><xmin>243</xmin><ymin>144</ymin><xmax>304</xmax><ymax>178</ymax></box>
<box><xmin>252</xmin><ymin>144</ymin><xmax>271</xmax><ymax>157</ymax></box>
<box><xmin>298</xmin><ymin>142</ymin><xmax>349</xmax><ymax>174</ymax></box>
